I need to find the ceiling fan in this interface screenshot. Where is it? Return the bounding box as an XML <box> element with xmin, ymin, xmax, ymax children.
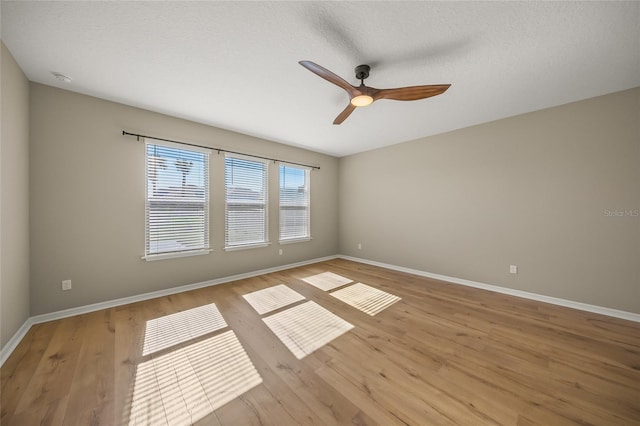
<box><xmin>299</xmin><ymin>60</ymin><xmax>451</xmax><ymax>125</ymax></box>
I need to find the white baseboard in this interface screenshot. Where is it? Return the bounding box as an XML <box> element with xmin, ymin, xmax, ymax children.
<box><xmin>0</xmin><ymin>317</ymin><xmax>34</xmax><ymax>366</ymax></box>
<box><xmin>338</xmin><ymin>255</ymin><xmax>640</xmax><ymax>323</ymax></box>
<box><xmin>0</xmin><ymin>254</ymin><xmax>339</xmax><ymax>367</ymax></box>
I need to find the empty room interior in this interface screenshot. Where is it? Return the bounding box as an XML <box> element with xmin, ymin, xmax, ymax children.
<box><xmin>1</xmin><ymin>2</ymin><xmax>639</xmax><ymax>425</ymax></box>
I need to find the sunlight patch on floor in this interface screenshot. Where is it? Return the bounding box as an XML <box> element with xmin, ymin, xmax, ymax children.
<box><xmin>129</xmin><ymin>330</ymin><xmax>262</xmax><ymax>426</ymax></box>
<box><xmin>143</xmin><ymin>303</ymin><xmax>228</xmax><ymax>356</ymax></box>
<box><xmin>242</xmin><ymin>284</ymin><xmax>305</xmax><ymax>315</ymax></box>
<box><xmin>301</xmin><ymin>271</ymin><xmax>353</xmax><ymax>291</ymax></box>
<box><xmin>330</xmin><ymin>283</ymin><xmax>401</xmax><ymax>316</ymax></box>
<box><xmin>262</xmin><ymin>301</ymin><xmax>354</xmax><ymax>359</ymax></box>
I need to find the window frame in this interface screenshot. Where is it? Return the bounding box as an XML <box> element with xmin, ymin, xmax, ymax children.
<box><xmin>278</xmin><ymin>163</ymin><xmax>311</xmax><ymax>244</ymax></box>
<box><xmin>143</xmin><ymin>139</ymin><xmax>212</xmax><ymax>261</ymax></box>
<box><xmin>224</xmin><ymin>153</ymin><xmax>270</xmax><ymax>251</ymax></box>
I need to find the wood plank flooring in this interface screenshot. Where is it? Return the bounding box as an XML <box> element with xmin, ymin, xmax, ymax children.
<box><xmin>2</xmin><ymin>259</ymin><xmax>639</xmax><ymax>425</ymax></box>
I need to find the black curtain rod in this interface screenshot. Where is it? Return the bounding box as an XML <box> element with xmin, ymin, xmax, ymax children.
<box><xmin>122</xmin><ymin>131</ymin><xmax>320</xmax><ymax>170</ymax></box>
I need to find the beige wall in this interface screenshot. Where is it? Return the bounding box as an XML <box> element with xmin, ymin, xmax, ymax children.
<box><xmin>29</xmin><ymin>83</ymin><xmax>339</xmax><ymax>315</ymax></box>
<box><xmin>340</xmin><ymin>88</ymin><xmax>640</xmax><ymax>313</ymax></box>
<box><xmin>14</xmin><ymin>76</ymin><xmax>640</xmax><ymax>319</ymax></box>
<box><xmin>1</xmin><ymin>42</ymin><xmax>30</xmax><ymax>348</ymax></box>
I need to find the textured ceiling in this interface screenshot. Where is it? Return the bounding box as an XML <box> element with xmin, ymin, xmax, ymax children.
<box><xmin>2</xmin><ymin>1</ymin><xmax>639</xmax><ymax>157</ymax></box>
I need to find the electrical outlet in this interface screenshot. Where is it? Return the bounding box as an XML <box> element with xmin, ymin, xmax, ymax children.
<box><xmin>509</xmin><ymin>265</ymin><xmax>518</xmax><ymax>274</ymax></box>
<box><xmin>62</xmin><ymin>279</ymin><xmax>72</xmax><ymax>291</ymax></box>
<box><xmin>358</xmin><ymin>243</ymin><xmax>362</xmax><ymax>250</ymax></box>
<box><xmin>278</xmin><ymin>248</ymin><xmax>283</xmax><ymax>255</ymax></box>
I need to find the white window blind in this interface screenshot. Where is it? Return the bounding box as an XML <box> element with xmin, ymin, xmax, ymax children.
<box><xmin>225</xmin><ymin>154</ymin><xmax>268</xmax><ymax>249</ymax></box>
<box><xmin>279</xmin><ymin>164</ymin><xmax>310</xmax><ymax>242</ymax></box>
<box><xmin>145</xmin><ymin>140</ymin><xmax>210</xmax><ymax>258</ymax></box>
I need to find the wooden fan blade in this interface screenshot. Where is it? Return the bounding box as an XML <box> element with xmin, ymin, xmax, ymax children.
<box><xmin>333</xmin><ymin>103</ymin><xmax>357</xmax><ymax>125</ymax></box>
<box><xmin>374</xmin><ymin>84</ymin><xmax>451</xmax><ymax>101</ymax></box>
<box><xmin>299</xmin><ymin>61</ymin><xmax>359</xmax><ymax>97</ymax></box>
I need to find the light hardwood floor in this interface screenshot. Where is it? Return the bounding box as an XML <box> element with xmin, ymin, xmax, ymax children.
<box><xmin>2</xmin><ymin>259</ymin><xmax>639</xmax><ymax>425</ymax></box>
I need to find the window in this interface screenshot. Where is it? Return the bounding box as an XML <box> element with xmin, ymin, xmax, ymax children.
<box><xmin>279</xmin><ymin>164</ymin><xmax>310</xmax><ymax>242</ymax></box>
<box><xmin>145</xmin><ymin>140</ymin><xmax>210</xmax><ymax>259</ymax></box>
<box><xmin>225</xmin><ymin>154</ymin><xmax>268</xmax><ymax>249</ymax></box>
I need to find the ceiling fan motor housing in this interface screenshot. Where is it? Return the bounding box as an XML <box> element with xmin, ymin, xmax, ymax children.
<box><xmin>354</xmin><ymin>64</ymin><xmax>370</xmax><ymax>81</ymax></box>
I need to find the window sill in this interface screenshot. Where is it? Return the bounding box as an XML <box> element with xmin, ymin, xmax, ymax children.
<box><xmin>279</xmin><ymin>237</ymin><xmax>312</xmax><ymax>245</ymax></box>
<box><xmin>224</xmin><ymin>242</ymin><xmax>271</xmax><ymax>252</ymax></box>
<box><xmin>143</xmin><ymin>249</ymin><xmax>212</xmax><ymax>262</ymax></box>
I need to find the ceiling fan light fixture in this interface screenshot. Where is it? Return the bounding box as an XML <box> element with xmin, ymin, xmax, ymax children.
<box><xmin>350</xmin><ymin>95</ymin><xmax>373</xmax><ymax>107</ymax></box>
